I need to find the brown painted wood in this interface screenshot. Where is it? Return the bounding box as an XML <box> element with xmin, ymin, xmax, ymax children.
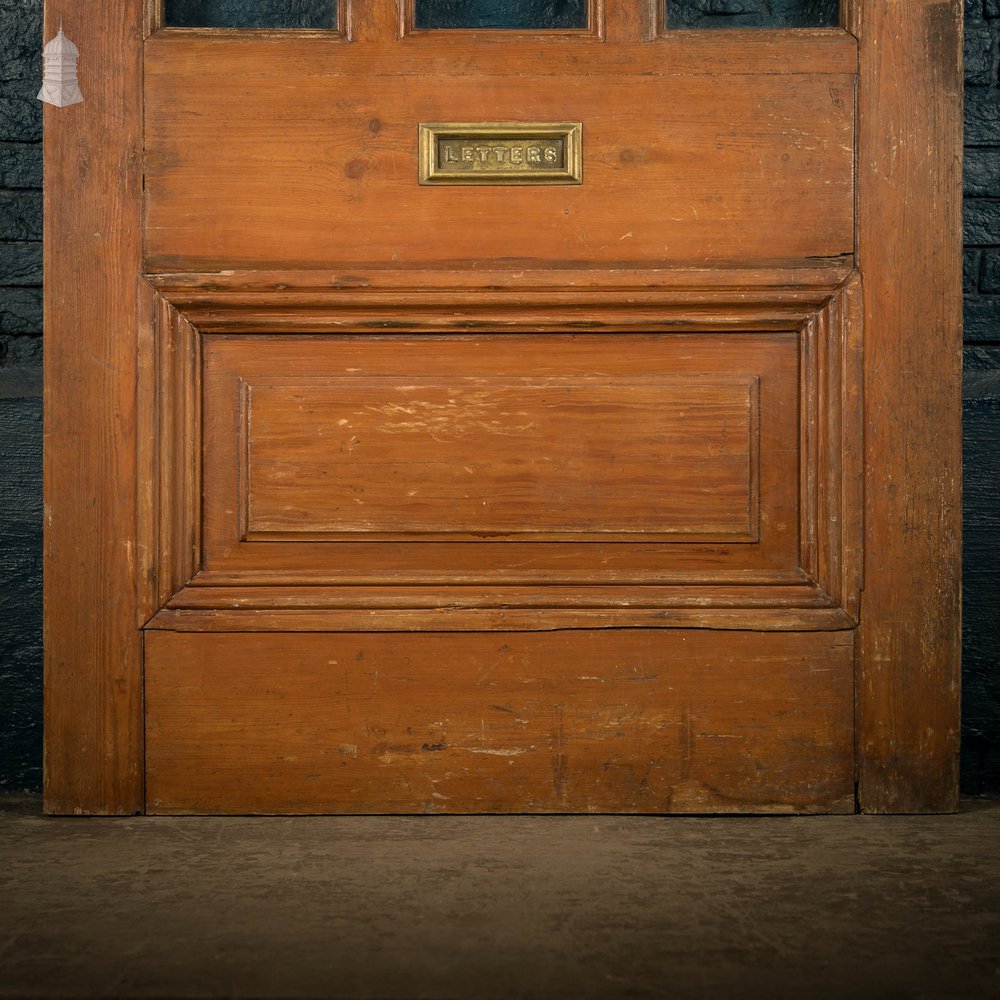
<box><xmin>44</xmin><ymin>1</ymin><xmax>961</xmax><ymax>815</ymax></box>
<box><xmin>350</xmin><ymin>0</ymin><xmax>402</xmax><ymax>42</ymax></box>
<box><xmin>143</xmin><ymin>34</ymin><xmax>855</xmax><ymax>270</ymax></box>
<box><xmin>147</xmin><ymin>606</ymin><xmax>856</xmax><ymax>633</ymax></box>
<box><xmin>848</xmin><ymin>0</ymin><xmax>963</xmax><ymax>813</ymax></box>
<box><xmin>199</xmin><ymin>333</ymin><xmax>795</xmax><ymax>574</ymax></box>
<box><xmin>137</xmin><ymin>276</ymin><xmax>861</xmax><ymax>637</ymax></box>
<box><xmin>147</xmin><ymin>264</ymin><xmax>854</xmax><ymax>333</ymax></box>
<box><xmin>145</xmin><ymin>27</ymin><xmax>857</xmax><ymax>75</ymax></box>
<box><xmin>144</xmin><ymin>629</ymin><xmax>856</xmax><ymax>815</ymax></box>
<box><xmin>242</xmin><ymin>375</ymin><xmax>758</xmax><ymax>537</ymax></box>
<box><xmin>42</xmin><ymin>2</ymin><xmax>144</xmax><ymax>814</ymax></box>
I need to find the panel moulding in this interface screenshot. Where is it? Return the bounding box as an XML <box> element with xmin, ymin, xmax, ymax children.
<box><xmin>140</xmin><ymin>266</ymin><xmax>862</xmax><ymax>633</ymax></box>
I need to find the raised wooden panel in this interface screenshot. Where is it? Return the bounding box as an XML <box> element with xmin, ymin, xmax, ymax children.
<box><xmin>143</xmin><ymin>35</ymin><xmax>855</xmax><ymax>270</ymax></box>
<box><xmin>200</xmin><ymin>333</ymin><xmax>796</xmax><ymax>583</ymax></box>
<box><xmin>140</xmin><ymin>269</ymin><xmax>861</xmax><ymax>632</ymax></box>
<box><xmin>242</xmin><ymin>374</ymin><xmax>758</xmax><ymax>541</ymax></box>
<box><xmin>144</xmin><ymin>629</ymin><xmax>856</xmax><ymax>815</ymax></box>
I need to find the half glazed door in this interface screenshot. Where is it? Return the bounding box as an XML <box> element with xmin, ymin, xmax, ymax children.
<box><xmin>43</xmin><ymin>1</ymin><xmax>963</xmax><ymax>814</ymax></box>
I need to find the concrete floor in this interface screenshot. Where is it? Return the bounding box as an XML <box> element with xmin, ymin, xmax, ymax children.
<box><xmin>1</xmin><ymin>796</ymin><xmax>998</xmax><ymax>1000</ymax></box>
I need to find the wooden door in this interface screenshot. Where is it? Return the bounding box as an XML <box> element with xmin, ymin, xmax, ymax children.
<box><xmin>43</xmin><ymin>1</ymin><xmax>963</xmax><ymax>815</ymax></box>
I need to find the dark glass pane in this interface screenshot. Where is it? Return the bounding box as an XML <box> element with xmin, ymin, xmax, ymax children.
<box><xmin>165</xmin><ymin>0</ymin><xmax>336</xmax><ymax>29</ymax></box>
<box><xmin>666</xmin><ymin>0</ymin><xmax>839</xmax><ymax>29</ymax></box>
<box><xmin>415</xmin><ymin>0</ymin><xmax>587</xmax><ymax>30</ymax></box>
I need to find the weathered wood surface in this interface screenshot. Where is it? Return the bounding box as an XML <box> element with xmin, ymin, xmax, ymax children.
<box><xmin>143</xmin><ymin>33</ymin><xmax>855</xmax><ymax>270</ymax></box>
<box><xmin>242</xmin><ymin>375</ymin><xmax>758</xmax><ymax>537</ymax></box>
<box><xmin>147</xmin><ymin>264</ymin><xmax>855</xmax><ymax>332</ymax></box>
<box><xmin>43</xmin><ymin>1</ymin><xmax>962</xmax><ymax>815</ymax></box>
<box><xmin>146</xmin><ymin>24</ymin><xmax>856</xmax><ymax>73</ymax></box>
<box><xmin>139</xmin><ymin>270</ymin><xmax>860</xmax><ymax>641</ymax></box>
<box><xmin>43</xmin><ymin>2</ymin><xmax>144</xmax><ymax>814</ymax></box>
<box><xmin>198</xmin><ymin>332</ymin><xmax>796</xmax><ymax>581</ymax></box>
<box><xmin>848</xmin><ymin>0</ymin><xmax>963</xmax><ymax>812</ymax></box>
<box><xmin>145</xmin><ymin>629</ymin><xmax>856</xmax><ymax>815</ymax></box>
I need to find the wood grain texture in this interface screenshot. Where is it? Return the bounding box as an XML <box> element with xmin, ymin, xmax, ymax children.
<box><xmin>799</xmin><ymin>275</ymin><xmax>864</xmax><ymax>620</ymax></box>
<box><xmin>148</xmin><ymin>264</ymin><xmax>854</xmax><ymax>333</ymax></box>
<box><xmin>148</xmin><ymin>606</ymin><xmax>856</xmax><ymax>633</ymax></box>
<box><xmin>847</xmin><ymin>0</ymin><xmax>963</xmax><ymax>812</ymax></box>
<box><xmin>192</xmin><ymin>330</ymin><xmax>809</xmax><ymax>627</ymax></box>
<box><xmin>143</xmin><ymin>33</ymin><xmax>855</xmax><ymax>270</ymax></box>
<box><xmin>200</xmin><ymin>333</ymin><xmax>795</xmax><ymax>582</ymax></box>
<box><xmin>138</xmin><ymin>271</ymin><xmax>862</xmax><ymax>635</ymax></box>
<box><xmin>43</xmin><ymin>1</ymin><xmax>144</xmax><ymax>814</ymax></box>
<box><xmin>138</xmin><ymin>291</ymin><xmax>202</xmax><ymax>619</ymax></box>
<box><xmin>349</xmin><ymin>0</ymin><xmax>402</xmax><ymax>41</ymax></box>
<box><xmin>42</xmin><ymin>3</ymin><xmax>961</xmax><ymax>814</ymax></box>
<box><xmin>145</xmin><ymin>25</ymin><xmax>857</xmax><ymax>74</ymax></box>
<box><xmin>242</xmin><ymin>375</ymin><xmax>759</xmax><ymax>538</ymax></box>
<box><xmin>144</xmin><ymin>629</ymin><xmax>855</xmax><ymax>815</ymax></box>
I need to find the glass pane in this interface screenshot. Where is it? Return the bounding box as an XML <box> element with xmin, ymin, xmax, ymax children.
<box><xmin>666</xmin><ymin>0</ymin><xmax>839</xmax><ymax>29</ymax></box>
<box><xmin>414</xmin><ymin>0</ymin><xmax>588</xmax><ymax>30</ymax></box>
<box><xmin>164</xmin><ymin>0</ymin><xmax>336</xmax><ymax>29</ymax></box>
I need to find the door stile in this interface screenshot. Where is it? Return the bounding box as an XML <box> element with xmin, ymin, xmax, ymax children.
<box><xmin>42</xmin><ymin>0</ymin><xmax>145</xmax><ymax>814</ymax></box>
<box><xmin>350</xmin><ymin>0</ymin><xmax>402</xmax><ymax>42</ymax></box>
<box><xmin>848</xmin><ymin>0</ymin><xmax>963</xmax><ymax>812</ymax></box>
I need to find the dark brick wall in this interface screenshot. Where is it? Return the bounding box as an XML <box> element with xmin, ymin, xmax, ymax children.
<box><xmin>0</xmin><ymin>0</ymin><xmax>42</xmax><ymax>793</ymax></box>
<box><xmin>1</xmin><ymin>1</ymin><xmax>998</xmax><ymax>795</ymax></box>
<box><xmin>964</xmin><ymin>1</ymin><xmax>1000</xmax><ymax>796</ymax></box>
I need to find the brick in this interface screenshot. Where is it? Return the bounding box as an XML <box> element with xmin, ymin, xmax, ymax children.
<box><xmin>965</xmin><ymin>91</ymin><xmax>1000</xmax><ymax>145</ymax></box>
<box><xmin>965</xmin><ymin>147</ymin><xmax>1000</xmax><ymax>197</ymax></box>
<box><xmin>0</xmin><ymin>334</ymin><xmax>42</xmax><ymax>370</ymax></box>
<box><xmin>962</xmin><ymin>346</ymin><xmax>1000</xmax><ymax>793</ymax></box>
<box><xmin>0</xmin><ymin>396</ymin><xmax>42</xmax><ymax>518</ymax></box>
<box><xmin>0</xmin><ymin>396</ymin><xmax>42</xmax><ymax>793</ymax></box>
<box><xmin>963</xmin><ymin>365</ymin><xmax>1000</xmax><ymax>539</ymax></box>
<box><xmin>982</xmin><ymin>250</ymin><xmax>1000</xmax><ymax>293</ymax></box>
<box><xmin>0</xmin><ymin>191</ymin><xmax>41</xmax><ymax>242</ymax></box>
<box><xmin>0</xmin><ymin>71</ymin><xmax>42</xmax><ymax>103</ymax></box>
<box><xmin>965</xmin><ymin>345</ymin><xmax>1000</xmax><ymax>372</ymax></box>
<box><xmin>0</xmin><ymin>287</ymin><xmax>42</xmax><ymax>335</ymax></box>
<box><xmin>0</xmin><ymin>243</ymin><xmax>41</xmax><ymax>286</ymax></box>
<box><xmin>965</xmin><ymin>294</ymin><xmax>1000</xmax><ymax>341</ymax></box>
<box><xmin>0</xmin><ymin>2</ymin><xmax>41</xmax><ymax>83</ymax></box>
<box><xmin>0</xmin><ymin>143</ymin><xmax>42</xmax><ymax>189</ymax></box>
<box><xmin>964</xmin><ymin>24</ymin><xmax>997</xmax><ymax>87</ymax></box>
<box><xmin>966</xmin><ymin>250</ymin><xmax>983</xmax><ymax>293</ymax></box>
<box><xmin>0</xmin><ymin>97</ymin><xmax>41</xmax><ymax>144</ymax></box>
<box><xmin>0</xmin><ymin>334</ymin><xmax>42</xmax><ymax>399</ymax></box>
<box><xmin>964</xmin><ymin>198</ymin><xmax>1000</xmax><ymax>245</ymax></box>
